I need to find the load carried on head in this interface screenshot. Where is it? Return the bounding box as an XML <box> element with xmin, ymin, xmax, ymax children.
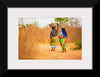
<box><xmin>49</xmin><ymin>22</ymin><xmax>57</xmax><ymax>27</ymax></box>
<box><xmin>49</xmin><ymin>22</ymin><xmax>58</xmax><ymax>51</ymax></box>
<box><xmin>59</xmin><ymin>23</ymin><xmax>67</xmax><ymax>28</ymax></box>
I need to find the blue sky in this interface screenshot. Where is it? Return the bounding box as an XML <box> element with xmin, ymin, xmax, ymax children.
<box><xmin>18</xmin><ymin>17</ymin><xmax>82</xmax><ymax>28</ymax></box>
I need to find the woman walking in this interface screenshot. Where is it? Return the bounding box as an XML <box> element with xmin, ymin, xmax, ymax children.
<box><xmin>59</xmin><ymin>32</ymin><xmax>67</xmax><ymax>52</ymax></box>
<box><xmin>49</xmin><ymin>22</ymin><xmax>59</xmax><ymax>51</ymax></box>
<box><xmin>59</xmin><ymin>23</ymin><xmax>68</xmax><ymax>52</ymax></box>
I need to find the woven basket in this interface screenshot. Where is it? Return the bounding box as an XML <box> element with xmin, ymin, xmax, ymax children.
<box><xmin>49</xmin><ymin>22</ymin><xmax>57</xmax><ymax>27</ymax></box>
<box><xmin>60</xmin><ymin>23</ymin><xmax>67</xmax><ymax>28</ymax></box>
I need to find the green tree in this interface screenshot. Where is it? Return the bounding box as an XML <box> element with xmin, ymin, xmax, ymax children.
<box><xmin>74</xmin><ymin>38</ymin><xmax>82</xmax><ymax>49</ymax></box>
<box><xmin>55</xmin><ymin>17</ymin><xmax>68</xmax><ymax>24</ymax></box>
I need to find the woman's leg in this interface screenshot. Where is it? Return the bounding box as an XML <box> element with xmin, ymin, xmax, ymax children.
<box><xmin>53</xmin><ymin>48</ymin><xmax>55</xmax><ymax>51</ymax></box>
<box><xmin>62</xmin><ymin>48</ymin><xmax>64</xmax><ymax>52</ymax></box>
<box><xmin>63</xmin><ymin>44</ymin><xmax>67</xmax><ymax>52</ymax></box>
<box><xmin>51</xmin><ymin>47</ymin><xmax>53</xmax><ymax>51</ymax></box>
<box><xmin>64</xmin><ymin>49</ymin><xmax>66</xmax><ymax>52</ymax></box>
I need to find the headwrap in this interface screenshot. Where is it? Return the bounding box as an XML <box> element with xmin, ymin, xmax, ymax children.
<box><xmin>59</xmin><ymin>32</ymin><xmax>63</xmax><ymax>37</ymax></box>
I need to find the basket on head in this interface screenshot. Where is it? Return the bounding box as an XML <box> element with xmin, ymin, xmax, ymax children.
<box><xmin>49</xmin><ymin>22</ymin><xmax>57</xmax><ymax>27</ymax></box>
<box><xmin>59</xmin><ymin>23</ymin><xmax>67</xmax><ymax>28</ymax></box>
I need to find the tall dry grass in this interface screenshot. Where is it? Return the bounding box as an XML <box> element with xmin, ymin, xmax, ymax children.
<box><xmin>19</xmin><ymin>25</ymin><xmax>81</xmax><ymax>59</ymax></box>
<box><xmin>64</xmin><ymin>26</ymin><xmax>82</xmax><ymax>43</ymax></box>
<box><xmin>19</xmin><ymin>26</ymin><xmax>39</xmax><ymax>59</ymax></box>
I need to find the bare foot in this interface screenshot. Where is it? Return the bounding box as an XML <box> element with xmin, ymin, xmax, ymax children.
<box><xmin>64</xmin><ymin>49</ymin><xmax>66</xmax><ymax>52</ymax></box>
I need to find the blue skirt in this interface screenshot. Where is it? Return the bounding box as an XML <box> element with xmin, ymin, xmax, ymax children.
<box><xmin>50</xmin><ymin>46</ymin><xmax>57</xmax><ymax>48</ymax></box>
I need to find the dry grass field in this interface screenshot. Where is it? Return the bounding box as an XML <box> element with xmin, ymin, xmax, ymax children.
<box><xmin>19</xmin><ymin>25</ymin><xmax>82</xmax><ymax>59</ymax></box>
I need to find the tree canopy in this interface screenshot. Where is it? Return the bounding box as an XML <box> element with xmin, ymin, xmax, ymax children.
<box><xmin>55</xmin><ymin>17</ymin><xmax>68</xmax><ymax>24</ymax></box>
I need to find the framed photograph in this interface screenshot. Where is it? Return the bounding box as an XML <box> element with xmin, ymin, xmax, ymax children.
<box><xmin>0</xmin><ymin>0</ymin><xmax>99</xmax><ymax>75</ymax></box>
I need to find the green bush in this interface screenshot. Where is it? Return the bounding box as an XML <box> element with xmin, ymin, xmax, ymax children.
<box><xmin>74</xmin><ymin>38</ymin><xmax>82</xmax><ymax>49</ymax></box>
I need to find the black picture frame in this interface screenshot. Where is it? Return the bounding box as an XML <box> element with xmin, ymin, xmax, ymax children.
<box><xmin>0</xmin><ymin>0</ymin><xmax>99</xmax><ymax>76</ymax></box>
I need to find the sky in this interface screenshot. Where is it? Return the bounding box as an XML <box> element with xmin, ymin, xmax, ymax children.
<box><xmin>18</xmin><ymin>17</ymin><xmax>82</xmax><ymax>28</ymax></box>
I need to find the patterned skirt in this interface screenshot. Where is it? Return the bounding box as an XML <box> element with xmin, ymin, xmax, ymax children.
<box><xmin>59</xmin><ymin>37</ymin><xmax>67</xmax><ymax>50</ymax></box>
<box><xmin>60</xmin><ymin>43</ymin><xmax>66</xmax><ymax>50</ymax></box>
<box><xmin>50</xmin><ymin>36</ymin><xmax>57</xmax><ymax>48</ymax></box>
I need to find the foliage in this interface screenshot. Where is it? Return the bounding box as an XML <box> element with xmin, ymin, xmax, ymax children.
<box><xmin>68</xmin><ymin>17</ymin><xmax>80</xmax><ymax>27</ymax></box>
<box><xmin>74</xmin><ymin>38</ymin><xmax>82</xmax><ymax>49</ymax></box>
<box><xmin>26</xmin><ymin>24</ymin><xmax>28</xmax><ymax>26</ymax></box>
<box><xmin>55</xmin><ymin>17</ymin><xmax>68</xmax><ymax>24</ymax></box>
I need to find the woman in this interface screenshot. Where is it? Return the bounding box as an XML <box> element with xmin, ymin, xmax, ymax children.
<box><xmin>59</xmin><ymin>23</ymin><xmax>67</xmax><ymax>52</ymax></box>
<box><xmin>49</xmin><ymin>22</ymin><xmax>59</xmax><ymax>51</ymax></box>
<box><xmin>59</xmin><ymin>32</ymin><xmax>67</xmax><ymax>52</ymax></box>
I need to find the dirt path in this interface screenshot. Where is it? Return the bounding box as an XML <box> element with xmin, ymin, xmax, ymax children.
<box><xmin>35</xmin><ymin>44</ymin><xmax>82</xmax><ymax>60</ymax></box>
